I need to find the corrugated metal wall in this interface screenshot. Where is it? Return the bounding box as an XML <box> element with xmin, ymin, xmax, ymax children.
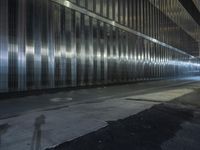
<box><xmin>0</xmin><ymin>0</ymin><xmax>199</xmax><ymax>93</ymax></box>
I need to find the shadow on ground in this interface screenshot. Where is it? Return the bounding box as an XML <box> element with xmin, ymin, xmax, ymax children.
<box><xmin>171</xmin><ymin>89</ymin><xmax>200</xmax><ymax>108</ymax></box>
<box><xmin>47</xmin><ymin>103</ymin><xmax>194</xmax><ymax>150</ymax></box>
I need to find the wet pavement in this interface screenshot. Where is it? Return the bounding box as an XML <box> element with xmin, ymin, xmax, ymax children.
<box><xmin>0</xmin><ymin>77</ymin><xmax>200</xmax><ymax>150</ymax></box>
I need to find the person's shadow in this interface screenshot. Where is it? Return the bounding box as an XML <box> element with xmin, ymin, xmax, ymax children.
<box><xmin>30</xmin><ymin>115</ymin><xmax>46</xmax><ymax>150</ymax></box>
<box><xmin>0</xmin><ymin>123</ymin><xmax>9</xmax><ymax>147</ymax></box>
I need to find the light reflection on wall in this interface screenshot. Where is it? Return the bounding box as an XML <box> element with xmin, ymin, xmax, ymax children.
<box><xmin>0</xmin><ymin>0</ymin><xmax>200</xmax><ymax>93</ymax></box>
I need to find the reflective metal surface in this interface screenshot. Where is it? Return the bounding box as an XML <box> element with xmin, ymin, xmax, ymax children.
<box><xmin>0</xmin><ymin>0</ymin><xmax>200</xmax><ymax>93</ymax></box>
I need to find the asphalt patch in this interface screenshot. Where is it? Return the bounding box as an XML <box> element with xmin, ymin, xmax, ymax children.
<box><xmin>47</xmin><ymin>103</ymin><xmax>194</xmax><ymax>150</ymax></box>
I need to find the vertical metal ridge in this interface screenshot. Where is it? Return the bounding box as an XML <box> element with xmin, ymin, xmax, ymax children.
<box><xmin>51</xmin><ymin>0</ymin><xmax>194</xmax><ymax>57</ymax></box>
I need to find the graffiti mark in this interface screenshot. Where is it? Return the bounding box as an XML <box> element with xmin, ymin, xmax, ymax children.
<box><xmin>30</xmin><ymin>115</ymin><xmax>46</xmax><ymax>150</ymax></box>
<box><xmin>0</xmin><ymin>123</ymin><xmax>9</xmax><ymax>147</ymax></box>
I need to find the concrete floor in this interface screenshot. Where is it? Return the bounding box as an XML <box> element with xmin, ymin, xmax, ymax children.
<box><xmin>0</xmin><ymin>77</ymin><xmax>200</xmax><ymax>150</ymax></box>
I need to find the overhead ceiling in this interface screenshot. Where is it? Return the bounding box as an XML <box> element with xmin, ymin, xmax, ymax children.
<box><xmin>150</xmin><ymin>0</ymin><xmax>200</xmax><ymax>56</ymax></box>
<box><xmin>178</xmin><ymin>0</ymin><xmax>200</xmax><ymax>26</ymax></box>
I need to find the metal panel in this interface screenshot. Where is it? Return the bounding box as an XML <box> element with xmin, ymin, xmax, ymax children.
<box><xmin>0</xmin><ymin>0</ymin><xmax>9</xmax><ymax>92</ymax></box>
<box><xmin>0</xmin><ymin>0</ymin><xmax>199</xmax><ymax>94</ymax></box>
